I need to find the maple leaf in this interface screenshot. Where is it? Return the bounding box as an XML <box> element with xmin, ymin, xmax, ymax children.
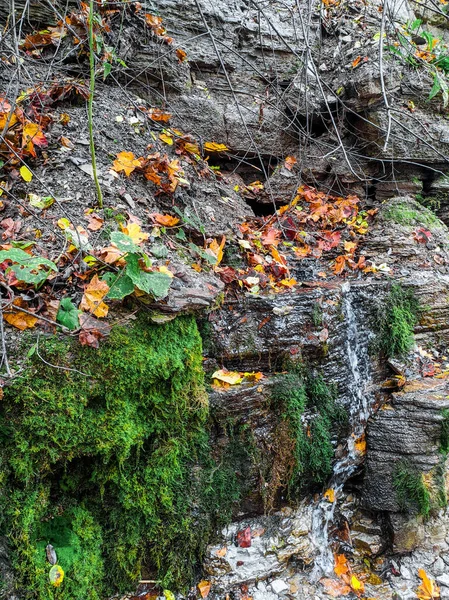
<box><xmin>4</xmin><ymin>298</ymin><xmax>38</xmax><ymax>330</ymax></box>
<box><xmin>80</xmin><ymin>274</ymin><xmax>109</xmax><ymax>318</ymax></box>
<box><xmin>22</xmin><ymin>121</ymin><xmax>47</xmax><ymax>157</ymax></box>
<box><xmin>284</xmin><ymin>155</ymin><xmax>297</xmax><ymax>170</ymax></box>
<box><xmin>333</xmin><ymin>255</ymin><xmax>346</xmax><ymax>275</ymax></box>
<box><xmin>147</xmin><ymin>108</ymin><xmax>171</xmax><ymax>122</ymax></box>
<box><xmin>417</xmin><ymin>569</ymin><xmax>440</xmax><ymax>600</ymax></box>
<box><xmin>121</xmin><ymin>221</ymin><xmax>149</xmax><ymax>245</ymax></box>
<box><xmin>112</xmin><ymin>151</ymin><xmax>142</xmax><ymax>177</ymax></box>
<box><xmin>334</xmin><ymin>553</ymin><xmax>350</xmax><ymax>577</ymax></box>
<box><xmin>197</xmin><ymin>580</ymin><xmax>211</xmax><ymax>598</ymax></box>
<box><xmin>152</xmin><ymin>213</ymin><xmax>180</xmax><ymax>227</ymax></box>
<box><xmin>206</xmin><ymin>236</ymin><xmax>226</xmax><ymax>266</ymax></box>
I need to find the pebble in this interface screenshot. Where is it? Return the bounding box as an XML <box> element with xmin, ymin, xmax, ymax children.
<box><xmin>437</xmin><ymin>574</ymin><xmax>449</xmax><ymax>588</ymax></box>
<box><xmin>433</xmin><ymin>557</ymin><xmax>445</xmax><ymax>576</ymax></box>
<box><xmin>270</xmin><ymin>579</ymin><xmax>289</xmax><ymax>595</ymax></box>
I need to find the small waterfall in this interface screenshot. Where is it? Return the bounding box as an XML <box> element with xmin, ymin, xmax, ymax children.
<box><xmin>310</xmin><ymin>282</ymin><xmax>372</xmax><ymax>581</ymax></box>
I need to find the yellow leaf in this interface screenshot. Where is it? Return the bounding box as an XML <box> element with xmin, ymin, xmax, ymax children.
<box><xmin>80</xmin><ymin>274</ymin><xmax>109</xmax><ymax>318</ymax></box>
<box><xmin>198</xmin><ymin>580</ymin><xmax>211</xmax><ymax>598</ymax></box>
<box><xmin>350</xmin><ymin>575</ymin><xmax>364</xmax><ymax>594</ymax></box>
<box><xmin>212</xmin><ymin>369</ymin><xmax>243</xmax><ymax>385</ymax></box>
<box><xmin>204</xmin><ymin>141</ymin><xmax>228</xmax><ymax>152</ymax></box>
<box><xmin>121</xmin><ymin>221</ymin><xmax>149</xmax><ymax>245</ymax></box>
<box><xmin>208</xmin><ymin>236</ymin><xmax>226</xmax><ymax>266</ymax></box>
<box><xmin>57</xmin><ymin>218</ymin><xmax>70</xmax><ymax>230</ymax></box>
<box><xmin>4</xmin><ymin>299</ymin><xmax>38</xmax><ymax>330</ymax></box>
<box><xmin>20</xmin><ymin>165</ymin><xmax>33</xmax><ymax>182</ymax></box>
<box><xmin>324</xmin><ymin>488</ymin><xmax>335</xmax><ymax>503</ymax></box>
<box><xmin>417</xmin><ymin>569</ymin><xmax>440</xmax><ymax>600</ymax></box>
<box><xmin>49</xmin><ymin>565</ymin><xmax>64</xmax><ymax>587</ymax></box>
<box><xmin>112</xmin><ymin>151</ymin><xmax>142</xmax><ymax>177</ymax></box>
<box><xmin>184</xmin><ymin>142</ymin><xmax>200</xmax><ymax>154</ymax></box>
<box><xmin>159</xmin><ymin>132</ymin><xmax>174</xmax><ymax>145</ymax></box>
<box><xmin>354</xmin><ymin>434</ymin><xmax>366</xmax><ymax>455</ymax></box>
<box><xmin>158</xmin><ymin>265</ymin><xmax>174</xmax><ymax>278</ymax></box>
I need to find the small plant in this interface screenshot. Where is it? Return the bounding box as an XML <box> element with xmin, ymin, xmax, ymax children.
<box><xmin>377</xmin><ymin>284</ymin><xmax>420</xmax><ymax>357</ymax></box>
<box><xmin>440</xmin><ymin>409</ymin><xmax>449</xmax><ymax>455</ymax></box>
<box><xmin>393</xmin><ymin>460</ymin><xmax>431</xmax><ymax>516</ymax></box>
<box><xmin>312</xmin><ymin>302</ymin><xmax>323</xmax><ymax>327</ymax></box>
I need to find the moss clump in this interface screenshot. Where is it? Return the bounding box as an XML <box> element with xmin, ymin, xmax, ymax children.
<box><xmin>393</xmin><ymin>461</ymin><xmax>431</xmax><ymax>517</ymax></box>
<box><xmin>441</xmin><ymin>409</ymin><xmax>449</xmax><ymax>455</ymax></box>
<box><xmin>384</xmin><ymin>200</ymin><xmax>441</xmax><ymax>228</ymax></box>
<box><xmin>377</xmin><ymin>284</ymin><xmax>420</xmax><ymax>358</ymax></box>
<box><xmin>272</xmin><ymin>371</ymin><xmax>346</xmax><ymax>494</ymax></box>
<box><xmin>0</xmin><ymin>315</ymin><xmax>238</xmax><ymax>599</ymax></box>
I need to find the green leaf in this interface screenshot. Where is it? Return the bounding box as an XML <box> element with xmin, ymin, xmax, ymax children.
<box><xmin>103</xmin><ymin>62</ymin><xmax>112</xmax><ymax>80</ymax></box>
<box><xmin>28</xmin><ymin>194</ymin><xmax>54</xmax><ymax>209</ymax></box>
<box><xmin>188</xmin><ymin>242</ymin><xmax>217</xmax><ymax>265</ymax></box>
<box><xmin>125</xmin><ymin>254</ymin><xmax>171</xmax><ymax>298</ymax></box>
<box><xmin>110</xmin><ymin>231</ymin><xmax>141</xmax><ymax>254</ymax></box>
<box><xmin>409</xmin><ymin>18</ymin><xmax>422</xmax><ymax>31</ymax></box>
<box><xmin>429</xmin><ymin>73</ymin><xmax>442</xmax><ymax>100</ymax></box>
<box><xmin>0</xmin><ymin>249</ymin><xmax>58</xmax><ymax>285</ymax></box>
<box><xmin>103</xmin><ymin>271</ymin><xmax>135</xmax><ymax>299</ymax></box>
<box><xmin>56</xmin><ymin>298</ymin><xmax>80</xmax><ymax>330</ymax></box>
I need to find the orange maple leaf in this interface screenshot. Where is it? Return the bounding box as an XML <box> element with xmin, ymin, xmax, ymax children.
<box><xmin>152</xmin><ymin>213</ymin><xmax>180</xmax><ymax>227</ymax></box>
<box><xmin>417</xmin><ymin>569</ymin><xmax>440</xmax><ymax>600</ymax></box>
<box><xmin>112</xmin><ymin>151</ymin><xmax>142</xmax><ymax>177</ymax></box>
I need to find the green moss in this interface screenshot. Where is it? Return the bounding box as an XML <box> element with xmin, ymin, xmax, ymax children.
<box><xmin>393</xmin><ymin>461</ymin><xmax>431</xmax><ymax>517</ymax></box>
<box><xmin>441</xmin><ymin>409</ymin><xmax>449</xmax><ymax>455</ymax></box>
<box><xmin>377</xmin><ymin>284</ymin><xmax>420</xmax><ymax>358</ymax></box>
<box><xmin>312</xmin><ymin>303</ymin><xmax>323</xmax><ymax>328</ymax></box>
<box><xmin>0</xmin><ymin>315</ymin><xmax>237</xmax><ymax>598</ymax></box>
<box><xmin>384</xmin><ymin>200</ymin><xmax>441</xmax><ymax>228</ymax></box>
<box><xmin>272</xmin><ymin>371</ymin><xmax>346</xmax><ymax>493</ymax></box>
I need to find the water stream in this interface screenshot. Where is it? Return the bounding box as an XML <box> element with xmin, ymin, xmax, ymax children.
<box><xmin>310</xmin><ymin>282</ymin><xmax>373</xmax><ymax>580</ymax></box>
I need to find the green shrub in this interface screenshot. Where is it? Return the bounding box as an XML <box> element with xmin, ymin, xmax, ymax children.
<box><xmin>377</xmin><ymin>284</ymin><xmax>420</xmax><ymax>357</ymax></box>
<box><xmin>393</xmin><ymin>461</ymin><xmax>431</xmax><ymax>517</ymax></box>
<box><xmin>0</xmin><ymin>315</ymin><xmax>239</xmax><ymax>598</ymax></box>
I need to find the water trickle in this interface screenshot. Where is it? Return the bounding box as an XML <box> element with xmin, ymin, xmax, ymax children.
<box><xmin>310</xmin><ymin>282</ymin><xmax>373</xmax><ymax>581</ymax></box>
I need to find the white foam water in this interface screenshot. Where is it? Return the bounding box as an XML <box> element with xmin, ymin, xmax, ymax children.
<box><xmin>310</xmin><ymin>282</ymin><xmax>373</xmax><ymax>580</ymax></box>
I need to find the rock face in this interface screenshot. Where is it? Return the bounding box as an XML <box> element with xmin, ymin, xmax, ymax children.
<box><xmin>363</xmin><ymin>379</ymin><xmax>449</xmax><ymax>513</ymax></box>
<box><xmin>4</xmin><ymin>0</ymin><xmax>449</xmax><ymax>597</ymax></box>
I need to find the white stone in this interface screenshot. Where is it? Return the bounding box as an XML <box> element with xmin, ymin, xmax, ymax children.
<box><xmin>433</xmin><ymin>557</ymin><xmax>445</xmax><ymax>577</ymax></box>
<box><xmin>437</xmin><ymin>573</ymin><xmax>449</xmax><ymax>588</ymax></box>
<box><xmin>270</xmin><ymin>579</ymin><xmax>289</xmax><ymax>595</ymax></box>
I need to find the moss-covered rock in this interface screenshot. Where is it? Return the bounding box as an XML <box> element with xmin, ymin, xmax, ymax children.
<box><xmin>0</xmin><ymin>315</ymin><xmax>238</xmax><ymax>598</ymax></box>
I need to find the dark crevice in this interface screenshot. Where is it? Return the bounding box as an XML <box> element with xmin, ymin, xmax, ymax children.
<box><xmin>244</xmin><ymin>196</ymin><xmax>280</xmax><ymax>216</ymax></box>
<box><xmin>212</xmin><ymin>153</ymin><xmax>279</xmax><ymax>184</ymax></box>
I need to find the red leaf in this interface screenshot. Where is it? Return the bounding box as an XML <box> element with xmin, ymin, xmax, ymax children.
<box><xmin>236</xmin><ymin>526</ymin><xmax>251</xmax><ymax>548</ymax></box>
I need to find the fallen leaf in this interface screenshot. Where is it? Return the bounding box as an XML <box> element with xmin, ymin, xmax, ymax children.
<box><xmin>352</xmin><ymin>56</ymin><xmax>362</xmax><ymax>68</ymax></box>
<box><xmin>354</xmin><ymin>434</ymin><xmax>366</xmax><ymax>455</ymax></box>
<box><xmin>417</xmin><ymin>569</ymin><xmax>440</xmax><ymax>600</ymax></box>
<box><xmin>284</xmin><ymin>155</ymin><xmax>297</xmax><ymax>170</ymax></box>
<box><xmin>350</xmin><ymin>575</ymin><xmax>365</xmax><ymax>595</ymax></box>
<box><xmin>152</xmin><ymin>213</ymin><xmax>180</xmax><ymax>227</ymax></box>
<box><xmin>216</xmin><ymin>547</ymin><xmax>227</xmax><ymax>557</ymax></box>
<box><xmin>121</xmin><ymin>221</ymin><xmax>149</xmax><ymax>245</ymax></box>
<box><xmin>324</xmin><ymin>488</ymin><xmax>335</xmax><ymax>503</ymax></box>
<box><xmin>204</xmin><ymin>141</ymin><xmax>228</xmax><ymax>152</ymax></box>
<box><xmin>4</xmin><ymin>298</ymin><xmax>38</xmax><ymax>330</ymax></box>
<box><xmin>147</xmin><ymin>108</ymin><xmax>171</xmax><ymax>122</ymax></box>
<box><xmin>86</xmin><ymin>214</ymin><xmax>104</xmax><ymax>231</ymax></box>
<box><xmin>159</xmin><ymin>132</ymin><xmax>174</xmax><ymax>145</ymax></box>
<box><xmin>20</xmin><ymin>165</ymin><xmax>33</xmax><ymax>182</ymax></box>
<box><xmin>176</xmin><ymin>48</ymin><xmax>187</xmax><ymax>62</ymax></box>
<box><xmin>236</xmin><ymin>526</ymin><xmax>251</xmax><ymax>548</ymax></box>
<box><xmin>112</xmin><ymin>151</ymin><xmax>142</xmax><ymax>177</ymax></box>
<box><xmin>80</xmin><ymin>274</ymin><xmax>109</xmax><ymax>318</ymax></box>
<box><xmin>334</xmin><ymin>553</ymin><xmax>350</xmax><ymax>577</ymax></box>
<box><xmin>212</xmin><ymin>369</ymin><xmax>243</xmax><ymax>386</ymax></box>
<box><xmin>49</xmin><ymin>565</ymin><xmax>64</xmax><ymax>587</ymax></box>
<box><xmin>197</xmin><ymin>580</ymin><xmax>211</xmax><ymax>598</ymax></box>
<box><xmin>320</xmin><ymin>578</ymin><xmax>351</xmax><ymax>597</ymax></box>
